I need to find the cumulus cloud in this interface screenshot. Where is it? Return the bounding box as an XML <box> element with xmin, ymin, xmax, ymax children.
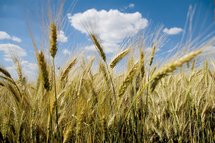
<box><xmin>0</xmin><ymin>44</ymin><xmax>27</xmax><ymax>61</ymax></box>
<box><xmin>62</xmin><ymin>49</ymin><xmax>71</xmax><ymax>55</ymax></box>
<box><xmin>6</xmin><ymin>60</ymin><xmax>37</xmax><ymax>71</ymax></box>
<box><xmin>57</xmin><ymin>30</ymin><xmax>68</xmax><ymax>43</ymax></box>
<box><xmin>21</xmin><ymin>60</ymin><xmax>37</xmax><ymax>70</ymax></box>
<box><xmin>69</xmin><ymin>9</ymin><xmax>148</xmax><ymax>42</ymax></box>
<box><xmin>68</xmin><ymin>9</ymin><xmax>148</xmax><ymax>53</ymax></box>
<box><xmin>163</xmin><ymin>27</ymin><xmax>183</xmax><ymax>35</ymax></box>
<box><xmin>121</xmin><ymin>3</ymin><xmax>135</xmax><ymax>11</ymax></box>
<box><xmin>85</xmin><ymin>42</ymin><xmax>119</xmax><ymax>53</ymax></box>
<box><xmin>6</xmin><ymin>60</ymin><xmax>37</xmax><ymax>80</ymax></box>
<box><xmin>128</xmin><ymin>3</ymin><xmax>135</xmax><ymax>8</ymax></box>
<box><xmin>0</xmin><ymin>31</ymin><xmax>22</xmax><ymax>43</ymax></box>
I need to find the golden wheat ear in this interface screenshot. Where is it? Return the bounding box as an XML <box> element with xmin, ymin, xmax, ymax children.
<box><xmin>12</xmin><ymin>57</ymin><xmax>23</xmax><ymax>82</ymax></box>
<box><xmin>60</xmin><ymin>58</ymin><xmax>77</xmax><ymax>82</ymax></box>
<box><xmin>149</xmin><ymin>43</ymin><xmax>156</xmax><ymax>66</ymax></box>
<box><xmin>118</xmin><ymin>62</ymin><xmax>139</xmax><ymax>97</ymax></box>
<box><xmin>37</xmin><ymin>51</ymin><xmax>50</xmax><ymax>91</ymax></box>
<box><xmin>49</xmin><ymin>23</ymin><xmax>57</xmax><ymax>58</ymax></box>
<box><xmin>139</xmin><ymin>49</ymin><xmax>145</xmax><ymax>78</ymax></box>
<box><xmin>99</xmin><ymin>61</ymin><xmax>109</xmax><ymax>83</ymax></box>
<box><xmin>0</xmin><ymin>67</ymin><xmax>12</xmax><ymax>78</ymax></box>
<box><xmin>110</xmin><ymin>48</ymin><xmax>130</xmax><ymax>69</ymax></box>
<box><xmin>150</xmin><ymin>50</ymin><xmax>202</xmax><ymax>92</ymax></box>
<box><xmin>0</xmin><ymin>80</ymin><xmax>4</xmax><ymax>85</ymax></box>
<box><xmin>90</xmin><ymin>34</ymin><xmax>106</xmax><ymax>62</ymax></box>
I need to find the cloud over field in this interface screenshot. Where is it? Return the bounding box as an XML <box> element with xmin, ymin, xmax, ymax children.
<box><xmin>163</xmin><ymin>27</ymin><xmax>183</xmax><ymax>35</ymax></box>
<box><xmin>68</xmin><ymin>9</ymin><xmax>148</xmax><ymax>53</ymax></box>
<box><xmin>128</xmin><ymin>3</ymin><xmax>135</xmax><ymax>8</ymax></box>
<box><xmin>0</xmin><ymin>43</ymin><xmax>37</xmax><ymax>79</ymax></box>
<box><xmin>0</xmin><ymin>31</ymin><xmax>21</xmax><ymax>43</ymax></box>
<box><xmin>57</xmin><ymin>30</ymin><xmax>68</xmax><ymax>43</ymax></box>
<box><xmin>0</xmin><ymin>43</ymin><xmax>26</xmax><ymax>61</ymax></box>
<box><xmin>62</xmin><ymin>49</ymin><xmax>71</xmax><ymax>55</ymax></box>
<box><xmin>6</xmin><ymin>60</ymin><xmax>37</xmax><ymax>79</ymax></box>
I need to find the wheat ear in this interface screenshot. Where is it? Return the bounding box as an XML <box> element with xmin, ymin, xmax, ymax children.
<box><xmin>149</xmin><ymin>43</ymin><xmax>156</xmax><ymax>66</ymax></box>
<box><xmin>109</xmin><ymin>48</ymin><xmax>130</xmax><ymax>69</ymax></box>
<box><xmin>140</xmin><ymin>49</ymin><xmax>145</xmax><ymax>78</ymax></box>
<box><xmin>0</xmin><ymin>67</ymin><xmax>11</xmax><ymax>78</ymax></box>
<box><xmin>90</xmin><ymin>34</ymin><xmax>106</xmax><ymax>62</ymax></box>
<box><xmin>37</xmin><ymin>51</ymin><xmax>50</xmax><ymax>91</ymax></box>
<box><xmin>122</xmin><ymin>50</ymin><xmax>202</xmax><ymax>123</ymax></box>
<box><xmin>118</xmin><ymin>62</ymin><xmax>139</xmax><ymax>97</ymax></box>
<box><xmin>49</xmin><ymin>23</ymin><xmax>57</xmax><ymax>58</ymax></box>
<box><xmin>12</xmin><ymin>57</ymin><xmax>23</xmax><ymax>82</ymax></box>
<box><xmin>99</xmin><ymin>61</ymin><xmax>109</xmax><ymax>83</ymax></box>
<box><xmin>60</xmin><ymin>58</ymin><xmax>77</xmax><ymax>82</ymax></box>
<box><xmin>150</xmin><ymin>50</ymin><xmax>202</xmax><ymax>91</ymax></box>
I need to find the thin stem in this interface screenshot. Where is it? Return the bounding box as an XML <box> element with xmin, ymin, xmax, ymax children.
<box><xmin>104</xmin><ymin>62</ymin><xmax>116</xmax><ymax>115</ymax></box>
<box><xmin>52</xmin><ymin>58</ymin><xmax>60</xmax><ymax>142</ymax></box>
<box><xmin>105</xmin><ymin>62</ymin><xmax>116</xmax><ymax>101</ymax></box>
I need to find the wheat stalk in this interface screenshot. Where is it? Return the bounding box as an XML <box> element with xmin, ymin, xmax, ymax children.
<box><xmin>191</xmin><ymin>59</ymin><xmax>196</xmax><ymax>71</ymax></box>
<box><xmin>89</xmin><ymin>34</ymin><xmax>116</xmax><ymax>100</ymax></box>
<box><xmin>99</xmin><ymin>61</ymin><xmax>109</xmax><ymax>84</ymax></box>
<box><xmin>122</xmin><ymin>49</ymin><xmax>203</xmax><ymax>123</ymax></box>
<box><xmin>49</xmin><ymin>22</ymin><xmax>61</xmax><ymax>142</ymax></box>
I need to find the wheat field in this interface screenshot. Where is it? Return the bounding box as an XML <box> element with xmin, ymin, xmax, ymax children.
<box><xmin>0</xmin><ymin>2</ymin><xmax>215</xmax><ymax>143</ymax></box>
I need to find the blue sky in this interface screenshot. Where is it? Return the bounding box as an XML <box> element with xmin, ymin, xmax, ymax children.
<box><xmin>0</xmin><ymin>0</ymin><xmax>214</xmax><ymax>79</ymax></box>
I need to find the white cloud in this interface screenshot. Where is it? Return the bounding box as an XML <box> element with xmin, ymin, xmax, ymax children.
<box><xmin>85</xmin><ymin>42</ymin><xmax>119</xmax><ymax>54</ymax></box>
<box><xmin>121</xmin><ymin>3</ymin><xmax>135</xmax><ymax>11</ymax></box>
<box><xmin>128</xmin><ymin>3</ymin><xmax>135</xmax><ymax>8</ymax></box>
<box><xmin>0</xmin><ymin>44</ymin><xmax>27</xmax><ymax>60</ymax></box>
<box><xmin>57</xmin><ymin>30</ymin><xmax>68</xmax><ymax>43</ymax></box>
<box><xmin>163</xmin><ymin>27</ymin><xmax>183</xmax><ymax>35</ymax></box>
<box><xmin>11</xmin><ymin>36</ymin><xmax>21</xmax><ymax>43</ymax></box>
<box><xmin>0</xmin><ymin>31</ymin><xmax>21</xmax><ymax>43</ymax></box>
<box><xmin>84</xmin><ymin>45</ymin><xmax>96</xmax><ymax>51</ymax></box>
<box><xmin>6</xmin><ymin>61</ymin><xmax>37</xmax><ymax>72</ymax></box>
<box><xmin>68</xmin><ymin>9</ymin><xmax>148</xmax><ymax>53</ymax></box>
<box><xmin>21</xmin><ymin>60</ymin><xmax>37</xmax><ymax>70</ymax></box>
<box><xmin>6</xmin><ymin>60</ymin><xmax>37</xmax><ymax>80</ymax></box>
<box><xmin>62</xmin><ymin>49</ymin><xmax>71</xmax><ymax>55</ymax></box>
<box><xmin>69</xmin><ymin>9</ymin><xmax>148</xmax><ymax>42</ymax></box>
<box><xmin>0</xmin><ymin>31</ymin><xmax>10</xmax><ymax>39</ymax></box>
